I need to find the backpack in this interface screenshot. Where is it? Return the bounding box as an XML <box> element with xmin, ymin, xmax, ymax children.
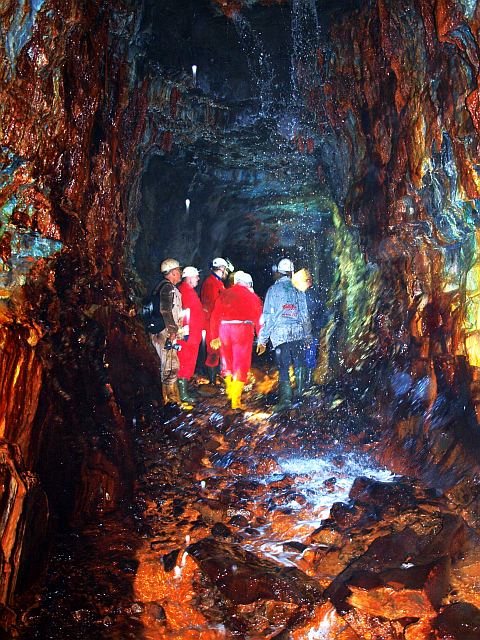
<box><xmin>142</xmin><ymin>280</ymin><xmax>169</xmax><ymax>334</ymax></box>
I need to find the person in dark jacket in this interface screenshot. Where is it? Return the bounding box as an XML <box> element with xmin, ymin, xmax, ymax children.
<box><xmin>150</xmin><ymin>258</ymin><xmax>183</xmax><ymax>405</ymax></box>
<box><xmin>303</xmin><ymin>269</ymin><xmax>324</xmax><ymax>387</ymax></box>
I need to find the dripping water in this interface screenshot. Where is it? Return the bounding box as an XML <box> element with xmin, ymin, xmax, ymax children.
<box><xmin>291</xmin><ymin>0</ymin><xmax>321</xmax><ymax>105</ymax></box>
<box><xmin>232</xmin><ymin>12</ymin><xmax>274</xmax><ymax>117</ymax></box>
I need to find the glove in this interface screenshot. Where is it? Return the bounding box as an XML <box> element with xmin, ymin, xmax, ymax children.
<box><xmin>256</xmin><ymin>343</ymin><xmax>266</xmax><ymax>355</ymax></box>
<box><xmin>210</xmin><ymin>338</ymin><xmax>221</xmax><ymax>350</ymax></box>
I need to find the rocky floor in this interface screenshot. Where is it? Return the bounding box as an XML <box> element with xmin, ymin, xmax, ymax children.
<box><xmin>15</xmin><ymin>373</ymin><xmax>480</xmax><ymax>639</ymax></box>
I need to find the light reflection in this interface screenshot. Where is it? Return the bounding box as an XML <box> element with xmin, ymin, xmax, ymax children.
<box><xmin>240</xmin><ymin>453</ymin><xmax>397</xmax><ymax>567</ymax></box>
<box><xmin>306</xmin><ymin>607</ymin><xmax>337</xmax><ymax>639</ymax></box>
<box><xmin>274</xmin><ymin>453</ymin><xmax>395</xmax><ymax>521</ymax></box>
<box><xmin>246</xmin><ymin>411</ymin><xmax>271</xmax><ymax>421</ymax></box>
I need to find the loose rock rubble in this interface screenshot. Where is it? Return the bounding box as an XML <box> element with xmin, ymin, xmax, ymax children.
<box><xmin>16</xmin><ymin>380</ymin><xmax>480</xmax><ymax>638</ymax></box>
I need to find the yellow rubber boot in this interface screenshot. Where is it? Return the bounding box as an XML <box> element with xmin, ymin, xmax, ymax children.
<box><xmin>230</xmin><ymin>380</ymin><xmax>246</xmax><ymax>410</ymax></box>
<box><xmin>224</xmin><ymin>374</ymin><xmax>233</xmax><ymax>399</ymax></box>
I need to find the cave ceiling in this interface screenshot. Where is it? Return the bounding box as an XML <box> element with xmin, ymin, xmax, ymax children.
<box><xmin>136</xmin><ymin>0</ymin><xmax>348</xmax><ymax>278</ymax></box>
<box><xmin>135</xmin><ymin>0</ymin><xmax>480</xmax><ymax>340</ymax></box>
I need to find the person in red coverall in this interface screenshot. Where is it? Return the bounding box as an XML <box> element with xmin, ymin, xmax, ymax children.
<box><xmin>200</xmin><ymin>257</ymin><xmax>230</xmax><ymax>385</ymax></box>
<box><xmin>210</xmin><ymin>271</ymin><xmax>262</xmax><ymax>410</ymax></box>
<box><xmin>177</xmin><ymin>266</ymin><xmax>205</xmax><ymax>404</ymax></box>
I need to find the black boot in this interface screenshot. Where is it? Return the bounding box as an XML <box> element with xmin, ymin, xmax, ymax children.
<box><xmin>273</xmin><ymin>381</ymin><xmax>292</xmax><ymax>413</ymax></box>
<box><xmin>294</xmin><ymin>367</ymin><xmax>307</xmax><ymax>399</ymax></box>
<box><xmin>178</xmin><ymin>378</ymin><xmax>195</xmax><ymax>404</ymax></box>
<box><xmin>207</xmin><ymin>366</ymin><xmax>217</xmax><ymax>385</ymax></box>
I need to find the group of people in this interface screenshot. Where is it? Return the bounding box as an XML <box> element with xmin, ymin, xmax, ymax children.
<box><xmin>149</xmin><ymin>255</ymin><xmax>322</xmax><ymax>412</ymax></box>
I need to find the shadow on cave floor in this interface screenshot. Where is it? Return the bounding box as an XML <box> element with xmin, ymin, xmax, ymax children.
<box><xmin>16</xmin><ymin>517</ymin><xmax>145</xmax><ymax>640</ymax></box>
<box><xmin>15</xmin><ymin>369</ymin><xmax>480</xmax><ymax>639</ymax></box>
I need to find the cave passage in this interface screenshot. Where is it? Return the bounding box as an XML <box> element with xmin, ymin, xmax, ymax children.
<box><xmin>3</xmin><ymin>0</ymin><xmax>480</xmax><ymax>639</ymax></box>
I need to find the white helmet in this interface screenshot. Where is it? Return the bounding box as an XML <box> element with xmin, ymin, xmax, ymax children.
<box><xmin>182</xmin><ymin>266</ymin><xmax>200</xmax><ymax>278</ymax></box>
<box><xmin>277</xmin><ymin>258</ymin><xmax>294</xmax><ymax>274</ymax></box>
<box><xmin>234</xmin><ymin>270</ymin><xmax>253</xmax><ymax>287</ymax></box>
<box><xmin>212</xmin><ymin>257</ymin><xmax>228</xmax><ymax>269</ymax></box>
<box><xmin>161</xmin><ymin>258</ymin><xmax>181</xmax><ymax>274</ymax></box>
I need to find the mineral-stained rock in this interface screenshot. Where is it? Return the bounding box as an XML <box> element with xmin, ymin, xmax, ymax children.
<box><xmin>162</xmin><ymin>549</ymin><xmax>180</xmax><ymax>572</ymax></box>
<box><xmin>0</xmin><ymin>0</ymin><xmax>159</xmax><ymax>616</ymax></box>
<box><xmin>451</xmin><ymin>528</ymin><xmax>480</xmax><ymax>608</ymax></box>
<box><xmin>348</xmin><ymin>583</ymin><xmax>432</xmax><ymax>620</ymax></box>
<box><xmin>144</xmin><ymin>601</ymin><xmax>166</xmax><ymax>622</ymax></box>
<box><xmin>229</xmin><ymin>514</ymin><xmax>249</xmax><ymax>527</ymax></box>
<box><xmin>329</xmin><ymin>502</ymin><xmax>361</xmax><ymax>528</ymax></box>
<box><xmin>325</xmin><ymin>527</ymin><xmax>420</xmax><ymax>611</ymax></box>
<box><xmin>347</xmin><ymin>556</ymin><xmax>450</xmax><ymax>619</ymax></box>
<box><xmin>332</xmin><ymin>500</ymin><xmax>381</xmax><ymax>530</ymax></box>
<box><xmin>256</xmin><ymin>457</ymin><xmax>283</xmax><ymax>474</ymax></box>
<box><xmin>433</xmin><ymin>602</ymin><xmax>480</xmax><ymax>639</ymax></box>
<box><xmin>283</xmin><ymin>541</ymin><xmax>308</xmax><ymax>553</ymax></box>
<box><xmin>211</xmin><ymin>522</ymin><xmax>233</xmax><ymax>538</ymax></box>
<box><xmin>403</xmin><ymin>618</ymin><xmax>436</xmax><ymax>640</ymax></box>
<box><xmin>382</xmin><ymin>556</ymin><xmax>450</xmax><ymax>609</ymax></box>
<box><xmin>348</xmin><ymin>477</ymin><xmax>417</xmax><ymax>511</ymax></box>
<box><xmin>303</xmin><ymin>546</ymin><xmax>348</xmax><ymax>584</ymax></box>
<box><xmin>134</xmin><ymin>552</ymin><xmax>211</xmax><ymax>634</ymax></box>
<box><xmin>308</xmin><ymin>524</ymin><xmax>343</xmax><ymax>546</ymax></box>
<box><xmin>445</xmin><ymin>476</ymin><xmax>480</xmax><ymax>530</ymax></box>
<box><xmin>0</xmin><ymin>441</ymin><xmax>48</xmax><ymax>604</ymax></box>
<box><xmin>325</xmin><ymin>511</ymin><xmax>463</xmax><ymax>613</ymax></box>
<box><xmin>236</xmin><ymin>600</ymin><xmax>300</xmax><ymax>636</ymax></box>
<box><xmin>193</xmin><ymin>498</ymin><xmax>229</xmax><ymax>524</ymax></box>
<box><xmin>343</xmin><ymin>608</ymin><xmax>406</xmax><ymax>640</ymax></box>
<box><xmin>187</xmin><ymin>537</ymin><xmax>324</xmax><ymax>606</ymax></box>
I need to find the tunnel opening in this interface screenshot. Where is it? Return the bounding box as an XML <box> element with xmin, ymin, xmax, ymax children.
<box><xmin>2</xmin><ymin>0</ymin><xmax>480</xmax><ymax>638</ymax></box>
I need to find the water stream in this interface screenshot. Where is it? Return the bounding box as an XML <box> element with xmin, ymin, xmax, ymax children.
<box><xmin>291</xmin><ymin>0</ymin><xmax>321</xmax><ymax>104</ymax></box>
<box><xmin>232</xmin><ymin>12</ymin><xmax>274</xmax><ymax>117</ymax></box>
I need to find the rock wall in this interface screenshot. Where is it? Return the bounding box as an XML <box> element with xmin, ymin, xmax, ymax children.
<box><xmin>310</xmin><ymin>0</ymin><xmax>480</xmax><ymax>501</ymax></box>
<box><xmin>0</xmin><ymin>0</ymin><xmax>160</xmax><ymax>613</ymax></box>
<box><xmin>314</xmin><ymin>0</ymin><xmax>480</xmax><ymax>372</ymax></box>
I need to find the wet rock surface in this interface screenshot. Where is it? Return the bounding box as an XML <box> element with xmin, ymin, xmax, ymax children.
<box><xmin>3</xmin><ymin>0</ymin><xmax>480</xmax><ymax>638</ymax></box>
<box><xmin>14</xmin><ymin>378</ymin><xmax>480</xmax><ymax>639</ymax></box>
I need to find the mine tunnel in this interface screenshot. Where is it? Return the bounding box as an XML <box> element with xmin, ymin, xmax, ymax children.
<box><xmin>2</xmin><ymin>0</ymin><xmax>480</xmax><ymax>637</ymax></box>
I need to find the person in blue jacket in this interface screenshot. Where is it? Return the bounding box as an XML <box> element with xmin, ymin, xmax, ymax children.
<box><xmin>256</xmin><ymin>258</ymin><xmax>312</xmax><ymax>412</ymax></box>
